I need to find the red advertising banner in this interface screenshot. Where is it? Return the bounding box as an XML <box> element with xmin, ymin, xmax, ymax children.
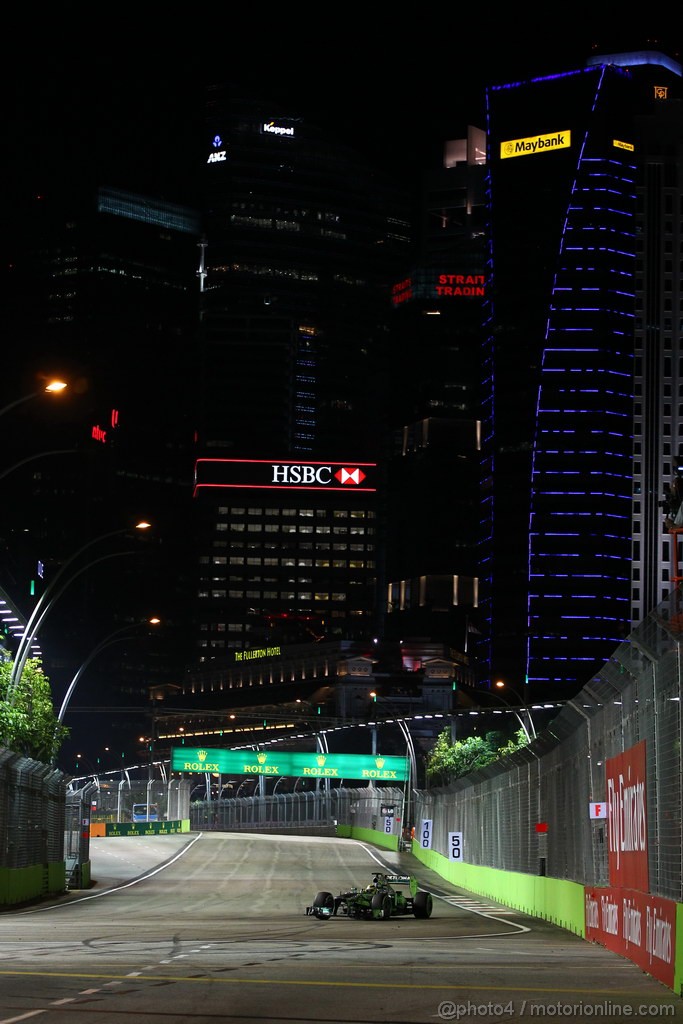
<box><xmin>606</xmin><ymin>740</ymin><xmax>649</xmax><ymax>891</ymax></box>
<box><xmin>585</xmin><ymin>886</ymin><xmax>675</xmax><ymax>990</ymax></box>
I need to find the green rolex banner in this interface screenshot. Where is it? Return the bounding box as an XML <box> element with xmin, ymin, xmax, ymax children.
<box><xmin>171</xmin><ymin>746</ymin><xmax>408</xmax><ymax>782</ymax></box>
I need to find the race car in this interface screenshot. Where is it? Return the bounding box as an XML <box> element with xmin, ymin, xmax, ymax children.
<box><xmin>305</xmin><ymin>871</ymin><xmax>433</xmax><ymax>920</ymax></box>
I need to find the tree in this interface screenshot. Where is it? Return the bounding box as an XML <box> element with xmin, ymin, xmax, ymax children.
<box><xmin>0</xmin><ymin>658</ymin><xmax>69</xmax><ymax>762</ymax></box>
<box><xmin>425</xmin><ymin>727</ymin><xmax>529</xmax><ymax>786</ymax></box>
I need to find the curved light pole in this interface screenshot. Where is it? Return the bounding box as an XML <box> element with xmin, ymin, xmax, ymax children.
<box><xmin>8</xmin><ymin>521</ymin><xmax>152</xmax><ymax>699</ymax></box>
<box><xmin>368</xmin><ymin>692</ymin><xmax>417</xmax><ymax>838</ymax></box>
<box><xmin>492</xmin><ymin>681</ymin><xmax>537</xmax><ymax>742</ymax></box>
<box><xmin>0</xmin><ymin>379</ymin><xmax>68</xmax><ymax>420</ymax></box>
<box><xmin>51</xmin><ymin>617</ymin><xmax>161</xmax><ymax>763</ymax></box>
<box><xmin>0</xmin><ymin>448</ymin><xmax>78</xmax><ymax>484</ymax></box>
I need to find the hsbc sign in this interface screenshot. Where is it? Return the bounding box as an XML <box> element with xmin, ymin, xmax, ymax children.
<box><xmin>272</xmin><ymin>465</ymin><xmax>367</xmax><ymax>486</ymax></box>
<box><xmin>194</xmin><ymin>458</ymin><xmax>376</xmax><ymax>494</ymax></box>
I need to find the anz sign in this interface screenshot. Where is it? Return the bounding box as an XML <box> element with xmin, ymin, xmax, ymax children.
<box><xmin>207</xmin><ymin>134</ymin><xmax>227</xmax><ymax>164</ymax></box>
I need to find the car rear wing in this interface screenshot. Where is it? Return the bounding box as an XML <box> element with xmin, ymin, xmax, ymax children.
<box><xmin>385</xmin><ymin>874</ymin><xmax>418</xmax><ymax>896</ymax></box>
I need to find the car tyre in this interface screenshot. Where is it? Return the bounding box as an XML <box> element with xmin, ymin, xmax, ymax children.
<box><xmin>371</xmin><ymin>892</ymin><xmax>392</xmax><ymax>919</ymax></box>
<box><xmin>413</xmin><ymin>890</ymin><xmax>433</xmax><ymax>919</ymax></box>
<box><xmin>313</xmin><ymin>891</ymin><xmax>334</xmax><ymax>910</ymax></box>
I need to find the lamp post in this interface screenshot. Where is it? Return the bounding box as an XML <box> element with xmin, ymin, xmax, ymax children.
<box><xmin>0</xmin><ymin>379</ymin><xmax>68</xmax><ymax>420</ymax></box>
<box><xmin>368</xmin><ymin>691</ymin><xmax>417</xmax><ymax>838</ymax></box>
<box><xmin>8</xmin><ymin>521</ymin><xmax>152</xmax><ymax>699</ymax></box>
<box><xmin>52</xmin><ymin>617</ymin><xmax>161</xmax><ymax>764</ymax></box>
<box><xmin>0</xmin><ymin>448</ymin><xmax>78</xmax><ymax>484</ymax></box>
<box><xmin>492</xmin><ymin>681</ymin><xmax>537</xmax><ymax>742</ymax></box>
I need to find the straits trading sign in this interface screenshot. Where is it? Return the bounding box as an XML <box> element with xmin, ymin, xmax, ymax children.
<box><xmin>500</xmin><ymin>129</ymin><xmax>571</xmax><ymax>159</ymax></box>
<box><xmin>171</xmin><ymin>747</ymin><xmax>408</xmax><ymax>782</ymax></box>
<box><xmin>391</xmin><ymin>272</ymin><xmax>486</xmax><ymax>307</ymax></box>
<box><xmin>194</xmin><ymin>458</ymin><xmax>377</xmax><ymax>494</ymax></box>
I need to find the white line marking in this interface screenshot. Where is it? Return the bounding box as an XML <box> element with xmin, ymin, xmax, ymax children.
<box><xmin>19</xmin><ymin>834</ymin><xmax>204</xmax><ymax>912</ymax></box>
<box><xmin>0</xmin><ymin>1012</ymin><xmax>45</xmax><ymax>1023</ymax></box>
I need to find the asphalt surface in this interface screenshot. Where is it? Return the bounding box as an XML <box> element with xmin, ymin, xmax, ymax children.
<box><xmin>80</xmin><ymin>830</ymin><xmax>473</xmax><ymax>904</ymax></box>
<box><xmin>78</xmin><ymin>831</ymin><xmax>197</xmax><ymax>893</ymax></box>
<box><xmin>1</xmin><ymin>831</ymin><xmax>678</xmax><ymax>1023</ymax></box>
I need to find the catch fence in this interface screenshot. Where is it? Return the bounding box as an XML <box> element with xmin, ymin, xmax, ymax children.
<box><xmin>412</xmin><ymin>593</ymin><xmax>683</xmax><ymax>901</ymax></box>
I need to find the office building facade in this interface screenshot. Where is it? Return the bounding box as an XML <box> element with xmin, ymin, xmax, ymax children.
<box><xmin>1</xmin><ymin>185</ymin><xmax>202</xmax><ymax>765</ymax></box>
<box><xmin>383</xmin><ymin>128</ymin><xmax>487</xmax><ymax>651</ymax></box>
<box><xmin>481</xmin><ymin>50</ymin><xmax>682</xmax><ymax>697</ymax></box>
<box><xmin>190</xmin><ymin>89</ymin><xmax>412</xmax><ymax>667</ymax></box>
<box><xmin>192</xmin><ymin>457</ymin><xmax>379</xmax><ymax>657</ymax></box>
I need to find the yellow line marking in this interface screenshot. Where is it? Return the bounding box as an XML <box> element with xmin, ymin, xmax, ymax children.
<box><xmin>0</xmin><ymin>971</ymin><xmax>672</xmax><ymax>998</ymax></box>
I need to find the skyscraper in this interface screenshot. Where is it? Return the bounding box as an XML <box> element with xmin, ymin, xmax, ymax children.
<box><xmin>383</xmin><ymin>128</ymin><xmax>486</xmax><ymax>650</ymax></box>
<box><xmin>481</xmin><ymin>49</ymin><xmax>682</xmax><ymax>697</ymax></box>
<box><xmin>190</xmin><ymin>88</ymin><xmax>411</xmax><ymax>663</ymax></box>
<box><xmin>624</xmin><ymin>52</ymin><xmax>683</xmax><ymax>622</ymax></box>
<box><xmin>1</xmin><ymin>184</ymin><xmax>202</xmax><ymax>762</ymax></box>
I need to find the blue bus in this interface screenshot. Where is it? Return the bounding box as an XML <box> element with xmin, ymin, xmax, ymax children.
<box><xmin>132</xmin><ymin>803</ymin><xmax>159</xmax><ymax>823</ymax></box>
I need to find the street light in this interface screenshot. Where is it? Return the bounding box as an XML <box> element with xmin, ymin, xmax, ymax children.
<box><xmin>0</xmin><ymin>448</ymin><xmax>78</xmax><ymax>484</ymax></box>
<box><xmin>8</xmin><ymin>521</ymin><xmax>152</xmax><ymax>700</ymax></box>
<box><xmin>0</xmin><ymin>379</ymin><xmax>68</xmax><ymax>419</ymax></box>
<box><xmin>368</xmin><ymin>691</ymin><xmax>417</xmax><ymax>838</ymax></box>
<box><xmin>492</xmin><ymin>681</ymin><xmax>537</xmax><ymax>742</ymax></box>
<box><xmin>54</xmin><ymin>617</ymin><xmax>161</xmax><ymax>742</ymax></box>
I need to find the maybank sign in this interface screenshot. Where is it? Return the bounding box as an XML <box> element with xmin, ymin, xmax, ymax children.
<box><xmin>171</xmin><ymin>747</ymin><xmax>408</xmax><ymax>782</ymax></box>
<box><xmin>500</xmin><ymin>130</ymin><xmax>571</xmax><ymax>159</ymax></box>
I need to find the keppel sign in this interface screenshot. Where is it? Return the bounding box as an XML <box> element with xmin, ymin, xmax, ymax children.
<box><xmin>171</xmin><ymin>747</ymin><xmax>408</xmax><ymax>781</ymax></box>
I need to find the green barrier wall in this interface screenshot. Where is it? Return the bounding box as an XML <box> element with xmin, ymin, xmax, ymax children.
<box><xmin>412</xmin><ymin>842</ymin><xmax>585</xmax><ymax>935</ymax></box>
<box><xmin>411</xmin><ymin>840</ymin><xmax>683</xmax><ymax>996</ymax></box>
<box><xmin>336</xmin><ymin>824</ymin><xmax>398</xmax><ymax>851</ymax></box>
<box><xmin>0</xmin><ymin>861</ymin><xmax>66</xmax><ymax>908</ymax></box>
<box><xmin>102</xmin><ymin>819</ymin><xmax>190</xmax><ymax>837</ymax></box>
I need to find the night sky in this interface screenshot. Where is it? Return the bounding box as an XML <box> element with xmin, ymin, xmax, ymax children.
<box><xmin>2</xmin><ymin>9</ymin><xmax>681</xmax><ymax>769</ymax></box>
<box><xmin>5</xmin><ymin>13</ymin><xmax>680</xmax><ymax>207</ymax></box>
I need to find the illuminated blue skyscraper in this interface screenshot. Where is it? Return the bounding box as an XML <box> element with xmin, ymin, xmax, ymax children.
<box><xmin>481</xmin><ymin>50</ymin><xmax>682</xmax><ymax>696</ymax></box>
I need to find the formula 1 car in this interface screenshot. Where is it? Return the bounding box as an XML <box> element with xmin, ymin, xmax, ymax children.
<box><xmin>305</xmin><ymin>871</ymin><xmax>433</xmax><ymax>920</ymax></box>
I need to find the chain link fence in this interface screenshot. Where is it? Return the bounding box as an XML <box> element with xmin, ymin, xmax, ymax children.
<box><xmin>0</xmin><ymin>749</ymin><xmax>68</xmax><ymax>902</ymax></box>
<box><xmin>188</xmin><ymin>785</ymin><xmax>405</xmax><ymax>836</ymax></box>
<box><xmin>3</xmin><ymin>593</ymin><xmax>682</xmax><ymax>907</ymax></box>
<box><xmin>412</xmin><ymin>593</ymin><xmax>683</xmax><ymax>901</ymax></box>
<box><xmin>69</xmin><ymin>768</ymin><xmax>189</xmax><ymax>825</ymax></box>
